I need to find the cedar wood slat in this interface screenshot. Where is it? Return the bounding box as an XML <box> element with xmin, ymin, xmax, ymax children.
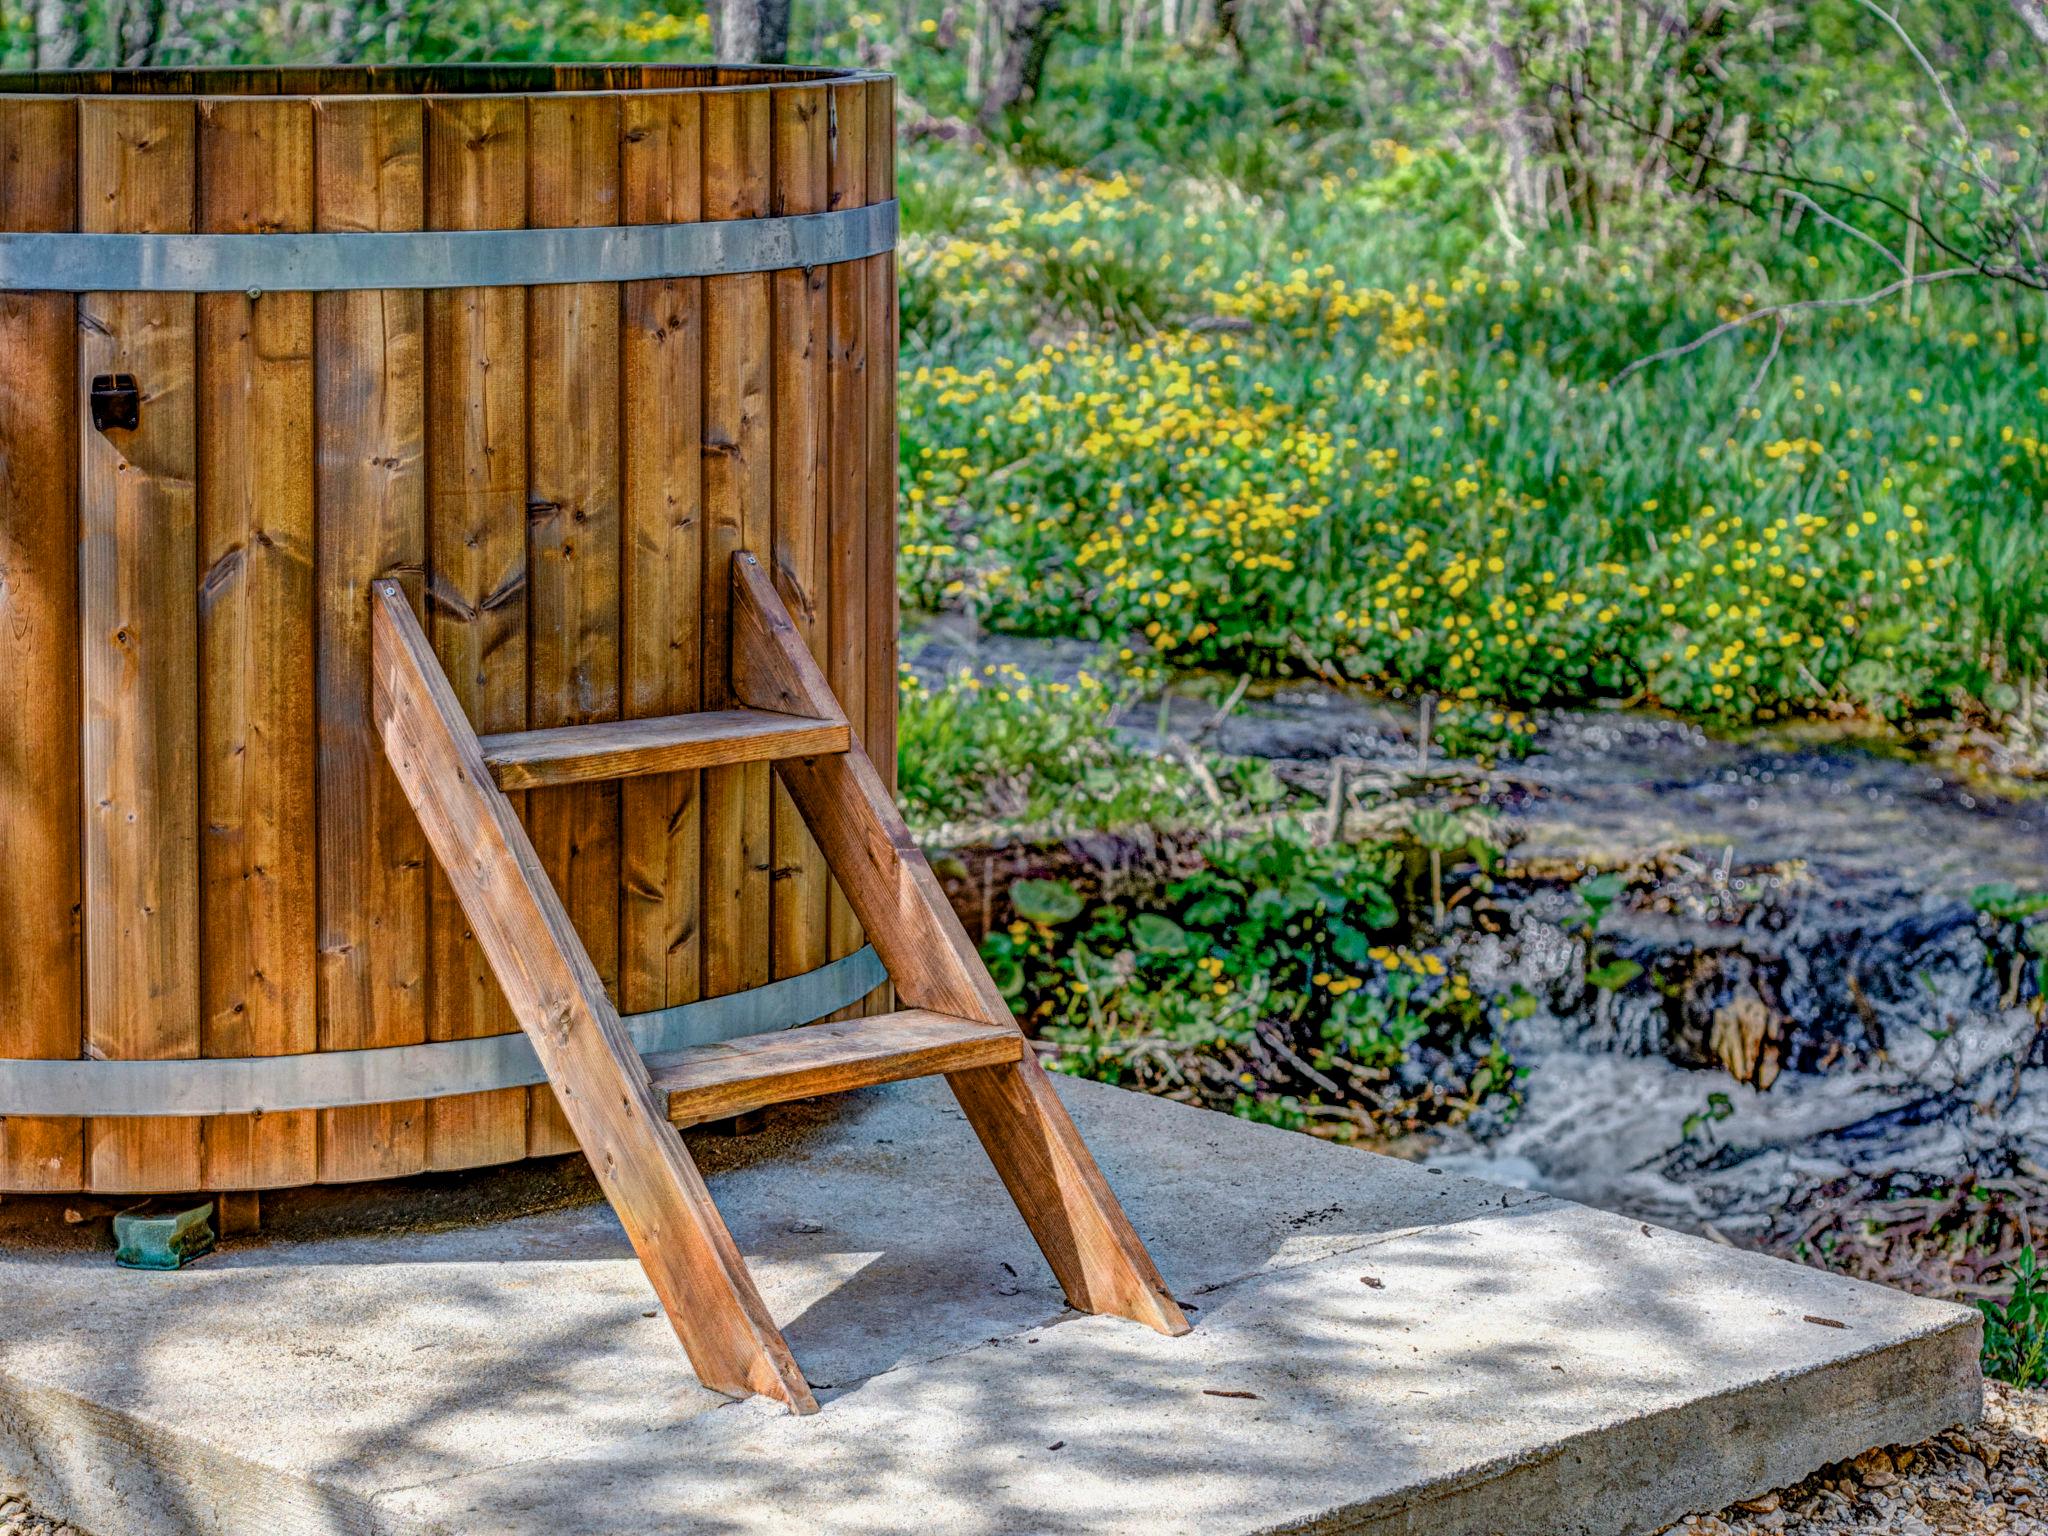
<box><xmin>482</xmin><ymin>708</ymin><xmax>846</xmax><ymax>790</ymax></box>
<box><xmin>862</xmin><ymin>79</ymin><xmax>900</xmax><ymax>1014</ymax></box>
<box><xmin>524</xmin><ymin>91</ymin><xmax>626</xmax><ymax>1156</ymax></box>
<box><xmin>0</xmin><ymin>98</ymin><xmax>83</xmax><ymax>1191</ymax></box>
<box><xmin>313</xmin><ymin>95</ymin><xmax>431</xmax><ymax>1184</ymax></box>
<box><xmin>823</xmin><ymin>83</ymin><xmax>869</xmax><ymax>1014</ymax></box>
<box><xmin>698</xmin><ymin>91</ymin><xmax>773</xmax><ymax>1004</ymax></box>
<box><xmin>619</xmin><ymin>90</ymin><xmax>707</xmax><ymax>1019</ymax></box>
<box><xmin>768</xmin><ymin>86</ymin><xmax>832</xmax><ymax>987</ymax></box>
<box><xmin>78</xmin><ymin>97</ymin><xmax>204</xmax><ymax>1192</ymax></box>
<box><xmin>423</xmin><ymin>93</ymin><xmax>532</xmax><ymax>1170</ymax></box>
<box><xmin>196</xmin><ymin>96</ymin><xmax>320</xmax><ymax>1190</ymax></box>
<box><xmin>658</xmin><ymin>1009</ymin><xmax>1019</xmax><ymax>1127</ymax></box>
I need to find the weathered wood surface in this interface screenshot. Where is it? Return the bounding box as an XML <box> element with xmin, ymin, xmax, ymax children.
<box><xmin>370</xmin><ymin>580</ymin><xmax>816</xmax><ymax>1413</ymax></box>
<box><xmin>0</xmin><ymin>71</ymin><xmax>900</xmax><ymax>1194</ymax></box>
<box><xmin>525</xmin><ymin>92</ymin><xmax>626</xmax><ymax>1156</ymax></box>
<box><xmin>657</xmin><ymin>1009</ymin><xmax>1019</xmax><ymax>1128</ymax></box>
<box><xmin>196</xmin><ymin>96</ymin><xmax>319</xmax><ymax>1191</ymax></box>
<box><xmin>730</xmin><ymin>555</ymin><xmax>1189</xmax><ymax>1338</ymax></box>
<box><xmin>482</xmin><ymin>709</ymin><xmax>847</xmax><ymax>791</ymax></box>
<box><xmin>619</xmin><ymin>88</ymin><xmax>707</xmax><ymax>1023</ymax></box>
<box><xmin>0</xmin><ymin>97</ymin><xmax>84</xmax><ymax>1192</ymax></box>
<box><xmin>78</xmin><ymin>97</ymin><xmax>203</xmax><ymax>1194</ymax></box>
<box><xmin>313</xmin><ymin>95</ymin><xmax>431</xmax><ymax>1186</ymax></box>
<box><xmin>824</xmin><ymin>83</ymin><xmax>872</xmax><ymax>1017</ymax></box>
<box><xmin>423</xmin><ymin>92</ymin><xmax>531</xmax><ymax>1172</ymax></box>
<box><xmin>862</xmin><ymin>79</ymin><xmax>900</xmax><ymax>1015</ymax></box>
<box><xmin>700</xmin><ymin>90</ymin><xmax>775</xmax><ymax>1009</ymax></box>
<box><xmin>770</xmin><ymin>85</ymin><xmax>834</xmax><ymax>991</ymax></box>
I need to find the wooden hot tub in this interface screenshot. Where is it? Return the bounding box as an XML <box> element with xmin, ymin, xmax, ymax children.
<box><xmin>0</xmin><ymin>63</ymin><xmax>899</xmax><ymax>1197</ymax></box>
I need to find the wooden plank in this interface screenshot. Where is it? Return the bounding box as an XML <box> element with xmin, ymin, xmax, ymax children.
<box><xmin>823</xmin><ymin>83</ymin><xmax>869</xmax><ymax>1011</ymax></box>
<box><xmin>423</xmin><ymin>93</ymin><xmax>530</xmax><ymax>1171</ymax></box>
<box><xmin>769</xmin><ymin>85</ymin><xmax>833</xmax><ymax>993</ymax></box>
<box><xmin>729</xmin><ymin>555</ymin><xmax>1190</xmax><ymax>1337</ymax></box>
<box><xmin>78</xmin><ymin>97</ymin><xmax>203</xmax><ymax>1194</ymax></box>
<box><xmin>196</xmin><ymin>96</ymin><xmax>319</xmax><ymax>1191</ymax></box>
<box><xmin>0</xmin><ymin>98</ymin><xmax>83</xmax><ymax>1193</ymax></box>
<box><xmin>863</xmin><ymin>79</ymin><xmax>898</xmax><ymax>800</ymax></box>
<box><xmin>656</xmin><ymin>1010</ymin><xmax>1021</xmax><ymax>1128</ymax></box>
<box><xmin>862</xmin><ymin>79</ymin><xmax>900</xmax><ymax>1016</ymax></box>
<box><xmin>314</xmin><ymin>96</ymin><xmax>431</xmax><ymax>1185</ymax></box>
<box><xmin>481</xmin><ymin>710</ymin><xmax>847</xmax><ymax>791</ymax></box>
<box><xmin>699</xmin><ymin>90</ymin><xmax>773</xmax><ymax>1004</ymax></box>
<box><xmin>369</xmin><ymin>580</ymin><xmax>816</xmax><ymax>1413</ymax></box>
<box><xmin>525</xmin><ymin>91</ymin><xmax>625</xmax><ymax>1157</ymax></box>
<box><xmin>619</xmin><ymin>91</ymin><xmax>705</xmax><ymax>1021</ymax></box>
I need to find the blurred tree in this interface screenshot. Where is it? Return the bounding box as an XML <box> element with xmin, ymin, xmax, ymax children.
<box><xmin>975</xmin><ymin>0</ymin><xmax>1065</xmax><ymax>126</ymax></box>
<box><xmin>2012</xmin><ymin>0</ymin><xmax>2048</xmax><ymax>51</ymax></box>
<box><xmin>709</xmin><ymin>0</ymin><xmax>793</xmax><ymax>60</ymax></box>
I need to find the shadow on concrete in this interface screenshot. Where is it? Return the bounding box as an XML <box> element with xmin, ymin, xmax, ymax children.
<box><xmin>0</xmin><ymin>1077</ymin><xmax>1979</xmax><ymax>1536</ymax></box>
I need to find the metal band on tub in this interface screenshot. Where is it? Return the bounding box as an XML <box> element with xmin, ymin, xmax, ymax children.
<box><xmin>0</xmin><ymin>199</ymin><xmax>896</xmax><ymax>292</ymax></box>
<box><xmin>0</xmin><ymin>945</ymin><xmax>887</xmax><ymax>1117</ymax></box>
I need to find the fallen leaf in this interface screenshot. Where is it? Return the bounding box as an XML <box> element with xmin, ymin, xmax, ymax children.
<box><xmin>1203</xmin><ymin>1389</ymin><xmax>1260</xmax><ymax>1400</ymax></box>
<box><xmin>1803</xmin><ymin>1315</ymin><xmax>1848</xmax><ymax>1329</ymax></box>
<box><xmin>1360</xmin><ymin>1276</ymin><xmax>1384</xmax><ymax>1289</ymax></box>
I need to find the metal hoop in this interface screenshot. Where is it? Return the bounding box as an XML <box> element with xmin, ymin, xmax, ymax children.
<box><xmin>0</xmin><ymin>200</ymin><xmax>896</xmax><ymax>293</ymax></box>
<box><xmin>0</xmin><ymin>946</ymin><xmax>886</xmax><ymax>1117</ymax></box>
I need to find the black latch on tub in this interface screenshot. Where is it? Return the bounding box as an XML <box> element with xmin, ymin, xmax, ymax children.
<box><xmin>89</xmin><ymin>373</ymin><xmax>140</xmax><ymax>432</ymax></box>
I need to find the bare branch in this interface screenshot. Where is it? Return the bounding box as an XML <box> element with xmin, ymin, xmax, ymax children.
<box><xmin>1610</xmin><ymin>266</ymin><xmax>1979</xmax><ymax>386</ymax></box>
<box><xmin>1781</xmin><ymin>189</ymin><xmax>1906</xmax><ymax>275</ymax></box>
<box><xmin>1720</xmin><ymin>312</ymin><xmax>1787</xmax><ymax>440</ymax></box>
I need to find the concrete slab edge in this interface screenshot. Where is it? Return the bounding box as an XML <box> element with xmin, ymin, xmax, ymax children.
<box><xmin>0</xmin><ymin>1373</ymin><xmax>386</xmax><ymax>1536</ymax></box>
<box><xmin>1286</xmin><ymin>1311</ymin><xmax>1985</xmax><ymax>1536</ymax></box>
<box><xmin>2</xmin><ymin>1311</ymin><xmax>1983</xmax><ymax>1536</ymax></box>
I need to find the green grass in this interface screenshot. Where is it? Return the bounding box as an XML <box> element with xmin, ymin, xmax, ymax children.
<box><xmin>896</xmin><ymin>656</ymin><xmax>1284</xmax><ymax>832</ymax></box>
<box><xmin>895</xmin><ymin>140</ymin><xmax>2048</xmax><ymax>727</ymax></box>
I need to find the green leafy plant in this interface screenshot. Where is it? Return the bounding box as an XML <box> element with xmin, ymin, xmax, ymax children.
<box><xmin>981</xmin><ymin>824</ymin><xmax>1517</xmax><ymax>1139</ymax></box>
<box><xmin>1968</xmin><ymin>882</ymin><xmax>2048</xmax><ymax>1012</ymax></box>
<box><xmin>1559</xmin><ymin>870</ymin><xmax>1645</xmax><ymax>993</ymax></box>
<box><xmin>1981</xmin><ymin>1247</ymin><xmax>2048</xmax><ymax>1389</ymax></box>
<box><xmin>1681</xmin><ymin>1090</ymin><xmax>1736</xmax><ymax>1143</ymax></box>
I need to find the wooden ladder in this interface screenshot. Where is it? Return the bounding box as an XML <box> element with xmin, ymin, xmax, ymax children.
<box><xmin>368</xmin><ymin>553</ymin><xmax>1188</xmax><ymax>1414</ymax></box>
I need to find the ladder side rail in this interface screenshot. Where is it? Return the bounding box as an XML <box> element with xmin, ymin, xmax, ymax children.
<box><xmin>369</xmin><ymin>578</ymin><xmax>819</xmax><ymax>1412</ymax></box>
<box><xmin>728</xmin><ymin>554</ymin><xmax>1190</xmax><ymax>1336</ymax></box>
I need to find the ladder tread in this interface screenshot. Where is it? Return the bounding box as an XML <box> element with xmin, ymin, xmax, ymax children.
<box><xmin>653</xmin><ymin>1010</ymin><xmax>1024</xmax><ymax>1128</ymax></box>
<box><xmin>478</xmin><ymin>707</ymin><xmax>848</xmax><ymax>790</ymax></box>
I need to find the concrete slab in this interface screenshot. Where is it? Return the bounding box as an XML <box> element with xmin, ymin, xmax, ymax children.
<box><xmin>0</xmin><ymin>1077</ymin><xmax>1981</xmax><ymax>1536</ymax></box>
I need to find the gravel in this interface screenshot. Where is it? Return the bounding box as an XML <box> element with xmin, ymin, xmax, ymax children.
<box><xmin>1670</xmin><ymin>1381</ymin><xmax>2048</xmax><ymax>1536</ymax></box>
<box><xmin>0</xmin><ymin>1492</ymin><xmax>75</xmax><ymax>1536</ymax></box>
<box><xmin>5</xmin><ymin>1383</ymin><xmax>2042</xmax><ymax>1535</ymax></box>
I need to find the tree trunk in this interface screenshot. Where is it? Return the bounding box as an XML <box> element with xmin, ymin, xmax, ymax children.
<box><xmin>978</xmin><ymin>0</ymin><xmax>1067</xmax><ymax>128</ymax></box>
<box><xmin>1218</xmin><ymin>0</ymin><xmax>1253</xmax><ymax>68</ymax></box>
<box><xmin>711</xmin><ymin>0</ymin><xmax>793</xmax><ymax>63</ymax></box>
<box><xmin>2012</xmin><ymin>0</ymin><xmax>2048</xmax><ymax>52</ymax></box>
<box><xmin>1486</xmin><ymin>0</ymin><xmax>1548</xmax><ymax>230</ymax></box>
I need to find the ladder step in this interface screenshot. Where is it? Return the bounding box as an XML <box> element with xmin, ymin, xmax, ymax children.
<box><xmin>477</xmin><ymin>708</ymin><xmax>849</xmax><ymax>791</ymax></box>
<box><xmin>652</xmin><ymin>1010</ymin><xmax>1024</xmax><ymax>1128</ymax></box>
